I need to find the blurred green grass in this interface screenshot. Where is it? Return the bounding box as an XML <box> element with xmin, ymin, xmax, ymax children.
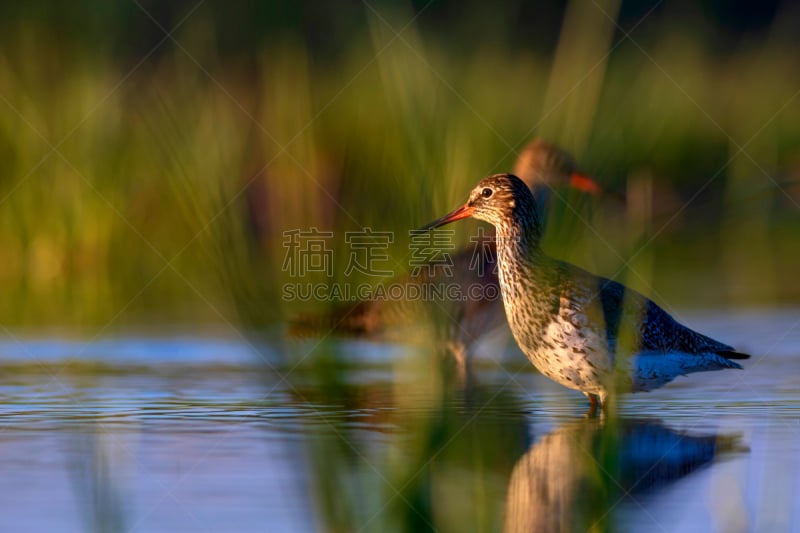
<box><xmin>0</xmin><ymin>2</ymin><xmax>798</xmax><ymax>331</ymax></box>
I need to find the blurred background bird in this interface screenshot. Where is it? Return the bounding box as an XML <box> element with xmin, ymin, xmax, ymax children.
<box><xmin>288</xmin><ymin>138</ymin><xmax>618</xmax><ymax>375</ymax></box>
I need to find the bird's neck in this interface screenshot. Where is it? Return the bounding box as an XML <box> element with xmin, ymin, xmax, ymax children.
<box><xmin>495</xmin><ymin>208</ymin><xmax>543</xmax><ymax>261</ymax></box>
<box><xmin>494</xmin><ymin>211</ymin><xmax>552</xmax><ymax>351</ymax></box>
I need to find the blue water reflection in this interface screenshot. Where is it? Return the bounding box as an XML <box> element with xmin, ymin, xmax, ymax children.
<box><xmin>0</xmin><ymin>308</ymin><xmax>796</xmax><ymax>531</ymax></box>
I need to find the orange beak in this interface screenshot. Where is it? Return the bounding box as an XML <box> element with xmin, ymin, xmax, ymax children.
<box><xmin>570</xmin><ymin>171</ymin><xmax>627</xmax><ymax>204</ymax></box>
<box><xmin>419</xmin><ymin>204</ymin><xmax>474</xmax><ymax>231</ymax></box>
<box><xmin>569</xmin><ymin>172</ymin><xmax>604</xmax><ymax>196</ymax></box>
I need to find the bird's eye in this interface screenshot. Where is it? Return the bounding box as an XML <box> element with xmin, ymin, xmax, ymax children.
<box><xmin>481</xmin><ymin>188</ymin><xmax>493</xmax><ymax>198</ymax></box>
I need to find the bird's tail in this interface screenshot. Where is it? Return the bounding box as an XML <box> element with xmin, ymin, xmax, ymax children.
<box><xmin>717</xmin><ymin>350</ymin><xmax>751</xmax><ymax>360</ymax></box>
<box><xmin>707</xmin><ymin>351</ymin><xmax>750</xmax><ymax>370</ymax></box>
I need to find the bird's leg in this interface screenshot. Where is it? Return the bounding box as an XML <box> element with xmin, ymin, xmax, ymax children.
<box><xmin>445</xmin><ymin>340</ymin><xmax>470</xmax><ymax>386</ymax></box>
<box><xmin>599</xmin><ymin>391</ymin><xmax>615</xmax><ymax>418</ymax></box>
<box><xmin>585</xmin><ymin>393</ymin><xmax>599</xmax><ymax>417</ymax></box>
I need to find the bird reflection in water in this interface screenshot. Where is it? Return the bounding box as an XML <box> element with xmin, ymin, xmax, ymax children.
<box><xmin>504</xmin><ymin>417</ymin><xmax>745</xmax><ymax>533</ymax></box>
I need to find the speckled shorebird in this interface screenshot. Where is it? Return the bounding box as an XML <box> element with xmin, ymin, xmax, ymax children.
<box><xmin>290</xmin><ymin>139</ymin><xmax>610</xmax><ymax>371</ymax></box>
<box><xmin>421</xmin><ymin>173</ymin><xmax>749</xmax><ymax>408</ymax></box>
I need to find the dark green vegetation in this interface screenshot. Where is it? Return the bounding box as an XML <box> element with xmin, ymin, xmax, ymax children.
<box><xmin>0</xmin><ymin>1</ymin><xmax>798</xmax><ymax>331</ymax></box>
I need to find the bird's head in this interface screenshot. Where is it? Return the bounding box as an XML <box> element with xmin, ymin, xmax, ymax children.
<box><xmin>514</xmin><ymin>138</ymin><xmax>607</xmax><ymax>196</ymax></box>
<box><xmin>421</xmin><ymin>173</ymin><xmax>539</xmax><ymax>233</ymax></box>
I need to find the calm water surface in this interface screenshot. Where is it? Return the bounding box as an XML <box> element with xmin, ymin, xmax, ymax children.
<box><xmin>0</xmin><ymin>309</ymin><xmax>798</xmax><ymax>532</ymax></box>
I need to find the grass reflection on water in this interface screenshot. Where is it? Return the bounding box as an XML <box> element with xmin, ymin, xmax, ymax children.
<box><xmin>282</xmin><ymin>348</ymin><xmax>749</xmax><ymax>532</ymax></box>
<box><xmin>0</xmin><ymin>332</ymin><xmax>792</xmax><ymax>531</ymax></box>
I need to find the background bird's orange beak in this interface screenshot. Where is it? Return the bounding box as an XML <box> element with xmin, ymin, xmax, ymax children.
<box><xmin>569</xmin><ymin>172</ymin><xmax>604</xmax><ymax>195</ymax></box>
<box><xmin>419</xmin><ymin>204</ymin><xmax>474</xmax><ymax>231</ymax></box>
<box><xmin>570</xmin><ymin>171</ymin><xmax>627</xmax><ymax>204</ymax></box>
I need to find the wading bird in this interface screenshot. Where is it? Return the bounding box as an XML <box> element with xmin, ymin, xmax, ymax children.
<box><xmin>421</xmin><ymin>173</ymin><xmax>749</xmax><ymax>409</ymax></box>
